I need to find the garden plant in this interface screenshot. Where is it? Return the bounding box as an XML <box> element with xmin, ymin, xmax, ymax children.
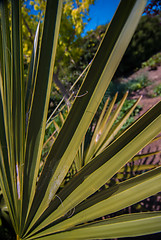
<box><xmin>0</xmin><ymin>0</ymin><xmax>161</xmax><ymax>240</ymax></box>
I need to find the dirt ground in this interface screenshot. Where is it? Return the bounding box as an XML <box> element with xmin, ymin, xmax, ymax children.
<box><xmin>127</xmin><ymin>65</ymin><xmax>161</xmax><ymax>165</ymax></box>
<box><xmin>115</xmin><ymin>66</ymin><xmax>161</xmax><ymax>240</ymax></box>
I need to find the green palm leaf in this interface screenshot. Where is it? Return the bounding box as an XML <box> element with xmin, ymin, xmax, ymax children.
<box><xmin>22</xmin><ymin>0</ymin><xmax>63</xmax><ymax>229</ymax></box>
<box><xmin>34</xmin><ymin>212</ymin><xmax>161</xmax><ymax>240</ymax></box>
<box><xmin>25</xmin><ymin>3</ymin><xmax>148</xmax><ymax>231</ymax></box>
<box><xmin>1</xmin><ymin>1</ymin><xmax>161</xmax><ymax>240</ymax></box>
<box><xmin>25</xmin><ymin>100</ymin><xmax>161</xmax><ymax>238</ymax></box>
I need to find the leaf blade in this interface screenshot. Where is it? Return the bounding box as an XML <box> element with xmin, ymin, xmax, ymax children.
<box><xmin>34</xmin><ymin>212</ymin><xmax>161</xmax><ymax>240</ymax></box>
<box><xmin>27</xmin><ymin>2</ymin><xmax>147</xmax><ymax>232</ymax></box>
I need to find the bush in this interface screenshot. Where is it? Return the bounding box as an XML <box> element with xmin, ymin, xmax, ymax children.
<box><xmin>153</xmin><ymin>84</ymin><xmax>161</xmax><ymax>96</ymax></box>
<box><xmin>127</xmin><ymin>74</ymin><xmax>151</xmax><ymax>92</ymax></box>
<box><xmin>142</xmin><ymin>52</ymin><xmax>161</xmax><ymax>70</ymax></box>
<box><xmin>117</xmin><ymin>14</ymin><xmax>161</xmax><ymax>75</ymax></box>
<box><xmin>105</xmin><ymin>74</ymin><xmax>150</xmax><ymax>101</ymax></box>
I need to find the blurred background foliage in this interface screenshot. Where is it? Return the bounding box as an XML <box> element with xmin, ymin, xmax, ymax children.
<box><xmin>21</xmin><ymin>0</ymin><xmax>161</xmax><ymax>166</ymax></box>
<box><xmin>21</xmin><ymin>0</ymin><xmax>161</xmax><ymax>110</ymax></box>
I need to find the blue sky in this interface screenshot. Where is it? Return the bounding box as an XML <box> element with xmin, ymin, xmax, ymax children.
<box><xmin>26</xmin><ymin>0</ymin><xmax>121</xmax><ymax>33</ymax></box>
<box><xmin>26</xmin><ymin>0</ymin><xmax>148</xmax><ymax>35</ymax></box>
<box><xmin>83</xmin><ymin>0</ymin><xmax>121</xmax><ymax>33</ymax></box>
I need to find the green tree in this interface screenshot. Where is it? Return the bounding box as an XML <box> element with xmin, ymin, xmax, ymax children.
<box><xmin>78</xmin><ymin>14</ymin><xmax>161</xmax><ymax>78</ymax></box>
<box><xmin>22</xmin><ymin>0</ymin><xmax>95</xmax><ymax>106</ymax></box>
<box><xmin>118</xmin><ymin>14</ymin><xmax>161</xmax><ymax>74</ymax></box>
<box><xmin>22</xmin><ymin>0</ymin><xmax>94</xmax><ymax>64</ymax></box>
<box><xmin>144</xmin><ymin>0</ymin><xmax>161</xmax><ymax>15</ymax></box>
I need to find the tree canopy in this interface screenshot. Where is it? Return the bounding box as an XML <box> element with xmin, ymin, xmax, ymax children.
<box><xmin>144</xmin><ymin>0</ymin><xmax>161</xmax><ymax>15</ymax></box>
<box><xmin>22</xmin><ymin>0</ymin><xmax>95</xmax><ymax>64</ymax></box>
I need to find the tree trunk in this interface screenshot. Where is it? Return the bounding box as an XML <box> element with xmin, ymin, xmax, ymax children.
<box><xmin>53</xmin><ymin>73</ymin><xmax>71</xmax><ymax>108</ymax></box>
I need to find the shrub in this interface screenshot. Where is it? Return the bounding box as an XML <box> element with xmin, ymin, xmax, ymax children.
<box><xmin>153</xmin><ymin>84</ymin><xmax>161</xmax><ymax>96</ymax></box>
<box><xmin>142</xmin><ymin>52</ymin><xmax>161</xmax><ymax>70</ymax></box>
<box><xmin>117</xmin><ymin>14</ymin><xmax>161</xmax><ymax>75</ymax></box>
